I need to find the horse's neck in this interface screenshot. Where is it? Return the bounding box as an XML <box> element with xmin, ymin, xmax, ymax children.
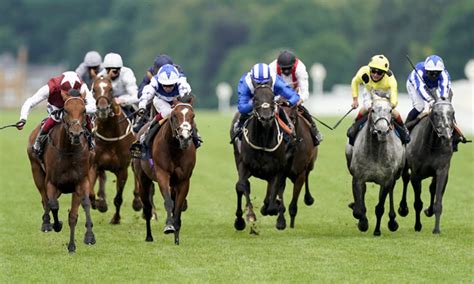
<box><xmin>54</xmin><ymin>125</ymin><xmax>82</xmax><ymax>150</ymax></box>
<box><xmin>96</xmin><ymin>112</ymin><xmax>129</xmax><ymax>135</ymax></box>
<box><xmin>249</xmin><ymin>118</ymin><xmax>279</xmax><ymax>146</ymax></box>
<box><xmin>156</xmin><ymin>121</ymin><xmax>179</xmax><ymax>150</ymax></box>
<box><xmin>417</xmin><ymin>117</ymin><xmax>450</xmax><ymax>151</ymax></box>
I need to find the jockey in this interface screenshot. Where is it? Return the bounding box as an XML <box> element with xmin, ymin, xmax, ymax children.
<box><xmin>232</xmin><ymin>63</ymin><xmax>302</xmax><ymax>141</ymax></box>
<box><xmin>347</xmin><ymin>54</ymin><xmax>410</xmax><ymax>146</ymax></box>
<box><xmin>406</xmin><ymin>55</ymin><xmax>467</xmax><ymax>151</ymax></box>
<box><xmin>269</xmin><ymin>50</ymin><xmax>322</xmax><ymax>146</ymax></box>
<box><xmin>97</xmin><ymin>53</ymin><xmax>139</xmax><ymax>118</ymax></box>
<box><xmin>75</xmin><ymin>50</ymin><xmax>103</xmax><ymax>88</ymax></box>
<box><xmin>130</xmin><ymin>64</ymin><xmax>201</xmax><ymax>157</ymax></box>
<box><xmin>16</xmin><ymin>71</ymin><xmax>97</xmax><ymax>157</ymax></box>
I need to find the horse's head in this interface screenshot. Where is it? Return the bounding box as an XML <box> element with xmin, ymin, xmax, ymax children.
<box><xmin>92</xmin><ymin>76</ymin><xmax>115</xmax><ymax>119</ymax></box>
<box><xmin>252</xmin><ymin>84</ymin><xmax>276</xmax><ymax>127</ymax></box>
<box><xmin>170</xmin><ymin>97</ymin><xmax>195</xmax><ymax>149</ymax></box>
<box><xmin>430</xmin><ymin>99</ymin><xmax>454</xmax><ymax>140</ymax></box>
<box><xmin>369</xmin><ymin>98</ymin><xmax>392</xmax><ymax>141</ymax></box>
<box><xmin>62</xmin><ymin>90</ymin><xmax>87</xmax><ymax>145</ymax></box>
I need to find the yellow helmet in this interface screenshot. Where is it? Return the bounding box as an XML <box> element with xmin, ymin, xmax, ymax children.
<box><xmin>368</xmin><ymin>55</ymin><xmax>389</xmax><ymax>72</ymax></box>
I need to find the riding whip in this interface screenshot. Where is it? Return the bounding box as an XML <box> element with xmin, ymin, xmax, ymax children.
<box><xmin>310</xmin><ymin>114</ymin><xmax>333</xmax><ymax>130</ymax></box>
<box><xmin>331</xmin><ymin>107</ymin><xmax>355</xmax><ymax>129</ymax></box>
<box><xmin>0</xmin><ymin>123</ymin><xmax>18</xmax><ymax>130</ymax></box>
<box><xmin>406</xmin><ymin>55</ymin><xmax>437</xmax><ymax>101</ymax></box>
<box><xmin>117</xmin><ymin>108</ymin><xmax>142</xmax><ymax>124</ymax></box>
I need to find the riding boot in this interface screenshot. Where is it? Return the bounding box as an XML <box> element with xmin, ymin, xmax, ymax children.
<box><xmin>347</xmin><ymin>114</ymin><xmax>367</xmax><ymax>146</ymax></box>
<box><xmin>393</xmin><ymin>115</ymin><xmax>411</xmax><ymax>145</ymax></box>
<box><xmin>33</xmin><ymin>129</ymin><xmax>48</xmax><ymax>158</ymax></box>
<box><xmin>299</xmin><ymin>105</ymin><xmax>322</xmax><ymax>146</ymax></box>
<box><xmin>133</xmin><ymin>114</ymin><xmax>148</xmax><ymax>133</ymax></box>
<box><xmin>192</xmin><ymin>128</ymin><xmax>203</xmax><ymax>148</ymax></box>
<box><xmin>452</xmin><ymin>123</ymin><xmax>468</xmax><ymax>152</ymax></box>
<box><xmin>230</xmin><ymin>113</ymin><xmax>250</xmax><ymax>143</ymax></box>
<box><xmin>405</xmin><ymin>108</ymin><xmax>420</xmax><ymax>131</ymax></box>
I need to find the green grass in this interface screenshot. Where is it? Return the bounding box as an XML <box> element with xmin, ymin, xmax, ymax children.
<box><xmin>0</xmin><ymin>109</ymin><xmax>473</xmax><ymax>282</ymax></box>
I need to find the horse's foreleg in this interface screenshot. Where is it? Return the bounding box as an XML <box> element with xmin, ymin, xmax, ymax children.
<box><xmin>234</xmin><ymin>179</ymin><xmax>249</xmax><ymax>231</ymax></box>
<box><xmin>138</xmin><ymin>170</ymin><xmax>154</xmax><ymax>242</ymax></box>
<box><xmin>424</xmin><ymin>176</ymin><xmax>437</xmax><ymax>217</ymax></box>
<box><xmin>156</xmin><ymin>172</ymin><xmax>175</xmax><ymax>234</ymax></box>
<box><xmin>433</xmin><ymin>170</ymin><xmax>449</xmax><ymax>234</ymax></box>
<box><xmin>30</xmin><ymin>161</ymin><xmax>51</xmax><ymax>231</ymax></box>
<box><xmin>172</xmin><ymin>180</ymin><xmax>190</xmax><ymax>245</ymax></box>
<box><xmin>81</xmin><ymin>179</ymin><xmax>96</xmax><ymax>246</ymax></box>
<box><xmin>374</xmin><ymin>183</ymin><xmax>391</xmax><ymax>236</ymax></box>
<box><xmin>266</xmin><ymin>175</ymin><xmax>283</xmax><ymax>216</ymax></box>
<box><xmin>387</xmin><ymin>183</ymin><xmax>399</xmax><ymax>232</ymax></box>
<box><xmin>88</xmin><ymin>165</ymin><xmax>98</xmax><ymax>210</ymax></box>
<box><xmin>110</xmin><ymin>169</ymin><xmax>127</xmax><ymax>224</ymax></box>
<box><xmin>131</xmin><ymin>166</ymin><xmax>143</xmax><ymax>212</ymax></box>
<box><xmin>289</xmin><ymin>173</ymin><xmax>305</xmax><ymax>228</ymax></box>
<box><xmin>411</xmin><ymin>177</ymin><xmax>423</xmax><ymax>232</ymax></box>
<box><xmin>67</xmin><ymin>191</ymin><xmax>81</xmax><ymax>253</ymax></box>
<box><xmin>46</xmin><ymin>182</ymin><xmax>62</xmax><ymax>233</ymax></box>
<box><xmin>398</xmin><ymin>163</ymin><xmax>410</xmax><ymax>217</ymax></box>
<box><xmin>96</xmin><ymin>170</ymin><xmax>108</xmax><ymax>213</ymax></box>
<box><xmin>276</xmin><ymin>176</ymin><xmax>287</xmax><ymax>230</ymax></box>
<box><xmin>304</xmin><ymin>171</ymin><xmax>315</xmax><ymax>206</ymax></box>
<box><xmin>352</xmin><ymin>178</ymin><xmax>368</xmax><ymax>232</ymax></box>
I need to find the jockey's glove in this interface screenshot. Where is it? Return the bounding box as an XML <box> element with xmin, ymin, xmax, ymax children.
<box><xmin>16</xmin><ymin>119</ymin><xmax>26</xmax><ymax>130</ymax></box>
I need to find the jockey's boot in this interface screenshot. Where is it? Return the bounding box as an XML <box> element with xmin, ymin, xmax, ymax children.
<box><xmin>405</xmin><ymin>108</ymin><xmax>420</xmax><ymax>131</ymax></box>
<box><xmin>452</xmin><ymin>123</ymin><xmax>468</xmax><ymax>152</ymax></box>
<box><xmin>230</xmin><ymin>113</ymin><xmax>250</xmax><ymax>143</ymax></box>
<box><xmin>299</xmin><ymin>105</ymin><xmax>322</xmax><ymax>146</ymax></box>
<box><xmin>347</xmin><ymin>113</ymin><xmax>368</xmax><ymax>146</ymax></box>
<box><xmin>85</xmin><ymin>116</ymin><xmax>95</xmax><ymax>151</ymax></box>
<box><xmin>192</xmin><ymin>128</ymin><xmax>203</xmax><ymax>148</ymax></box>
<box><xmin>393</xmin><ymin>114</ymin><xmax>410</xmax><ymax>144</ymax></box>
<box><xmin>33</xmin><ymin>129</ymin><xmax>48</xmax><ymax>159</ymax></box>
<box><xmin>133</xmin><ymin>114</ymin><xmax>148</xmax><ymax>133</ymax></box>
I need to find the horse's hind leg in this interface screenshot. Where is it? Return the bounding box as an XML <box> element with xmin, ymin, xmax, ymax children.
<box><xmin>276</xmin><ymin>176</ymin><xmax>287</xmax><ymax>230</ymax></box>
<box><xmin>31</xmin><ymin>163</ymin><xmax>52</xmax><ymax>231</ymax></box>
<box><xmin>424</xmin><ymin>176</ymin><xmax>437</xmax><ymax>217</ymax></box>
<box><xmin>304</xmin><ymin>171</ymin><xmax>314</xmax><ymax>206</ymax></box>
<box><xmin>110</xmin><ymin>169</ymin><xmax>128</xmax><ymax>224</ymax></box>
<box><xmin>131</xmin><ymin>166</ymin><xmax>143</xmax><ymax>211</ymax></box>
<box><xmin>289</xmin><ymin>173</ymin><xmax>305</xmax><ymax>228</ymax></box>
<box><xmin>411</xmin><ymin>177</ymin><xmax>423</xmax><ymax>231</ymax></box>
<box><xmin>398</xmin><ymin>163</ymin><xmax>410</xmax><ymax>217</ymax></box>
<box><xmin>352</xmin><ymin>178</ymin><xmax>368</xmax><ymax>232</ymax></box>
<box><xmin>96</xmin><ymin>170</ymin><xmax>108</xmax><ymax>212</ymax></box>
<box><xmin>433</xmin><ymin>172</ymin><xmax>448</xmax><ymax>234</ymax></box>
<box><xmin>138</xmin><ymin>171</ymin><xmax>154</xmax><ymax>242</ymax></box>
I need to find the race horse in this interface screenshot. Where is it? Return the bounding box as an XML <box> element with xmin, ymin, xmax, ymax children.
<box><xmin>89</xmin><ymin>76</ymin><xmax>141</xmax><ymax>224</ymax></box>
<box><xmin>398</xmin><ymin>98</ymin><xmax>455</xmax><ymax>234</ymax></box>
<box><xmin>133</xmin><ymin>94</ymin><xmax>196</xmax><ymax>245</ymax></box>
<box><xmin>282</xmin><ymin>105</ymin><xmax>318</xmax><ymax>228</ymax></box>
<box><xmin>345</xmin><ymin>98</ymin><xmax>405</xmax><ymax>236</ymax></box>
<box><xmin>230</xmin><ymin>85</ymin><xmax>289</xmax><ymax>233</ymax></box>
<box><xmin>27</xmin><ymin>90</ymin><xmax>95</xmax><ymax>252</ymax></box>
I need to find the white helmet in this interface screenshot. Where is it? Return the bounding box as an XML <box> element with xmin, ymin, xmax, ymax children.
<box><xmin>103</xmin><ymin>53</ymin><xmax>123</xmax><ymax>68</ymax></box>
<box><xmin>424</xmin><ymin>55</ymin><xmax>444</xmax><ymax>71</ymax></box>
<box><xmin>84</xmin><ymin>51</ymin><xmax>101</xmax><ymax>67</ymax></box>
<box><xmin>60</xmin><ymin>71</ymin><xmax>82</xmax><ymax>92</ymax></box>
<box><xmin>156</xmin><ymin>64</ymin><xmax>180</xmax><ymax>85</ymax></box>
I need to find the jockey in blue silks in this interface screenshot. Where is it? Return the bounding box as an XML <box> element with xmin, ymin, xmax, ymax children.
<box><xmin>232</xmin><ymin>63</ymin><xmax>302</xmax><ymax>140</ymax></box>
<box><xmin>406</xmin><ymin>55</ymin><xmax>467</xmax><ymax>151</ymax></box>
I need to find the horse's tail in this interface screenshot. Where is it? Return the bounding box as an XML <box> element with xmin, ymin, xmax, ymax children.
<box><xmin>304</xmin><ymin>171</ymin><xmax>314</xmax><ymax>206</ymax></box>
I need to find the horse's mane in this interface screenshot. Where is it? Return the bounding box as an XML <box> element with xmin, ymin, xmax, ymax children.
<box><xmin>178</xmin><ymin>93</ymin><xmax>194</xmax><ymax>104</ymax></box>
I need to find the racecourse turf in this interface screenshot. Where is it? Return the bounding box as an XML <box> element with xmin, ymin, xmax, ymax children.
<box><xmin>0</xmin><ymin>109</ymin><xmax>472</xmax><ymax>282</ymax></box>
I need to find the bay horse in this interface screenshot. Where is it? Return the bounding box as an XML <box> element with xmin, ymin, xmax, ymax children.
<box><xmin>281</xmin><ymin>105</ymin><xmax>318</xmax><ymax>228</ymax></box>
<box><xmin>398</xmin><ymin>98</ymin><xmax>455</xmax><ymax>234</ymax></box>
<box><xmin>27</xmin><ymin>90</ymin><xmax>95</xmax><ymax>252</ymax></box>
<box><xmin>133</xmin><ymin>94</ymin><xmax>196</xmax><ymax>245</ymax></box>
<box><xmin>345</xmin><ymin>98</ymin><xmax>405</xmax><ymax>236</ymax></box>
<box><xmin>89</xmin><ymin>76</ymin><xmax>141</xmax><ymax>224</ymax></box>
<box><xmin>230</xmin><ymin>85</ymin><xmax>289</xmax><ymax>233</ymax></box>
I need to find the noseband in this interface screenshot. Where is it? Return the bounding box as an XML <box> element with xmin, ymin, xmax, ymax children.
<box><xmin>170</xmin><ymin>103</ymin><xmax>194</xmax><ymax>142</ymax></box>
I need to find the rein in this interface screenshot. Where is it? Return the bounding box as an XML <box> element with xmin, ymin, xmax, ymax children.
<box><xmin>94</xmin><ymin>117</ymin><xmax>133</xmax><ymax>142</ymax></box>
<box><xmin>242</xmin><ymin>117</ymin><xmax>283</xmax><ymax>152</ymax></box>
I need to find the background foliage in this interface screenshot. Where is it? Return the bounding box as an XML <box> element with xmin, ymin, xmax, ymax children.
<box><xmin>0</xmin><ymin>0</ymin><xmax>473</xmax><ymax>108</ymax></box>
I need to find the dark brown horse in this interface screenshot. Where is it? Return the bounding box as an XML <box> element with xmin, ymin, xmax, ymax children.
<box><xmin>89</xmin><ymin>76</ymin><xmax>141</xmax><ymax>224</ymax></box>
<box><xmin>133</xmin><ymin>95</ymin><xmax>196</xmax><ymax>245</ymax></box>
<box><xmin>27</xmin><ymin>91</ymin><xmax>95</xmax><ymax>253</ymax></box>
<box><xmin>282</xmin><ymin>105</ymin><xmax>318</xmax><ymax>228</ymax></box>
<box><xmin>230</xmin><ymin>85</ymin><xmax>289</xmax><ymax>233</ymax></box>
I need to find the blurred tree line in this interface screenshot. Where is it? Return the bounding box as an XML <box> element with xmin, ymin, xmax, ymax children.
<box><xmin>0</xmin><ymin>0</ymin><xmax>472</xmax><ymax>108</ymax></box>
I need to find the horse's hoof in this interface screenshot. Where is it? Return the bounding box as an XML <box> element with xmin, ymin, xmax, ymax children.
<box><xmin>424</xmin><ymin>208</ymin><xmax>433</xmax><ymax>217</ymax></box>
<box><xmin>68</xmin><ymin>243</ymin><xmax>76</xmax><ymax>253</ymax></box>
<box><xmin>398</xmin><ymin>206</ymin><xmax>409</xmax><ymax>217</ymax></box>
<box><xmin>174</xmin><ymin>237</ymin><xmax>180</xmax><ymax>245</ymax></box>
<box><xmin>84</xmin><ymin>232</ymin><xmax>96</xmax><ymax>245</ymax></box>
<box><xmin>373</xmin><ymin>230</ymin><xmax>381</xmax><ymax>236</ymax></box>
<box><xmin>109</xmin><ymin>214</ymin><xmax>120</xmax><ymax>225</ymax></box>
<box><xmin>97</xmin><ymin>200</ymin><xmax>108</xmax><ymax>213</ymax></box>
<box><xmin>358</xmin><ymin>218</ymin><xmax>368</xmax><ymax>232</ymax></box>
<box><xmin>432</xmin><ymin>228</ymin><xmax>440</xmax><ymax>234</ymax></box>
<box><xmin>414</xmin><ymin>223</ymin><xmax>422</xmax><ymax>232</ymax></box>
<box><xmin>260</xmin><ymin>205</ymin><xmax>268</xmax><ymax>216</ymax></box>
<box><xmin>267</xmin><ymin>207</ymin><xmax>279</xmax><ymax>216</ymax></box>
<box><xmin>234</xmin><ymin>217</ymin><xmax>246</xmax><ymax>231</ymax></box>
<box><xmin>41</xmin><ymin>223</ymin><xmax>53</xmax><ymax>232</ymax></box>
<box><xmin>145</xmin><ymin>235</ymin><xmax>154</xmax><ymax>242</ymax></box>
<box><xmin>276</xmin><ymin>219</ymin><xmax>286</xmax><ymax>230</ymax></box>
<box><xmin>163</xmin><ymin>225</ymin><xmax>175</xmax><ymax>234</ymax></box>
<box><xmin>290</xmin><ymin>218</ymin><xmax>295</xmax><ymax>229</ymax></box>
<box><xmin>388</xmin><ymin>220</ymin><xmax>399</xmax><ymax>232</ymax></box>
<box><xmin>53</xmin><ymin>221</ymin><xmax>63</xmax><ymax>232</ymax></box>
<box><xmin>91</xmin><ymin>200</ymin><xmax>97</xmax><ymax>210</ymax></box>
<box><xmin>132</xmin><ymin>198</ymin><xmax>142</xmax><ymax>211</ymax></box>
<box><xmin>304</xmin><ymin>195</ymin><xmax>314</xmax><ymax>206</ymax></box>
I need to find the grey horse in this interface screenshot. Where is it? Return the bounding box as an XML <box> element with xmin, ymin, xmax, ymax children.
<box><xmin>398</xmin><ymin>98</ymin><xmax>455</xmax><ymax>234</ymax></box>
<box><xmin>345</xmin><ymin>98</ymin><xmax>405</xmax><ymax>236</ymax></box>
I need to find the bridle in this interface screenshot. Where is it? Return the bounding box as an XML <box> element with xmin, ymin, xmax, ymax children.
<box><xmin>62</xmin><ymin>96</ymin><xmax>87</xmax><ymax>144</ymax></box>
<box><xmin>169</xmin><ymin>103</ymin><xmax>194</xmax><ymax>147</ymax></box>
<box><xmin>428</xmin><ymin>100</ymin><xmax>454</xmax><ymax>138</ymax></box>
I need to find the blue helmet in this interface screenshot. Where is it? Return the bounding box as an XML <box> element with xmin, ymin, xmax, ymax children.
<box><xmin>250</xmin><ymin>63</ymin><xmax>272</xmax><ymax>84</ymax></box>
<box><xmin>154</xmin><ymin>54</ymin><xmax>173</xmax><ymax>71</ymax></box>
<box><xmin>157</xmin><ymin>64</ymin><xmax>180</xmax><ymax>85</ymax></box>
<box><xmin>424</xmin><ymin>55</ymin><xmax>445</xmax><ymax>71</ymax></box>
